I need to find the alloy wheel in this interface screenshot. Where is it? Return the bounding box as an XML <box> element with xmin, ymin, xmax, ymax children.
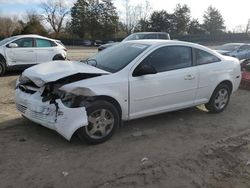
<box><xmin>214</xmin><ymin>88</ymin><xmax>229</xmax><ymax>110</ymax></box>
<box><xmin>85</xmin><ymin>109</ymin><xmax>115</xmax><ymax>139</ymax></box>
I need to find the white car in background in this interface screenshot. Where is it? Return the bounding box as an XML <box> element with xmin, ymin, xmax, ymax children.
<box><xmin>15</xmin><ymin>40</ymin><xmax>241</xmax><ymax>144</ymax></box>
<box><xmin>0</xmin><ymin>34</ymin><xmax>67</xmax><ymax>76</ymax></box>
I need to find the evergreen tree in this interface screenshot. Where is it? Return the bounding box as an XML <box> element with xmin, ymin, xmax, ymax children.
<box><xmin>173</xmin><ymin>4</ymin><xmax>191</xmax><ymax>35</ymax></box>
<box><xmin>203</xmin><ymin>6</ymin><xmax>225</xmax><ymax>34</ymax></box>
<box><xmin>70</xmin><ymin>0</ymin><xmax>118</xmax><ymax>39</ymax></box>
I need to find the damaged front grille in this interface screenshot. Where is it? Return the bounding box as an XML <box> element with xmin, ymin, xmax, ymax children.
<box><xmin>16</xmin><ymin>103</ymin><xmax>27</xmax><ymax>114</ymax></box>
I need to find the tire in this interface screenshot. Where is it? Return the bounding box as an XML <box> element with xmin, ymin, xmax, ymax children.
<box><xmin>205</xmin><ymin>83</ymin><xmax>231</xmax><ymax>113</ymax></box>
<box><xmin>0</xmin><ymin>60</ymin><xmax>6</xmax><ymax>76</ymax></box>
<box><xmin>53</xmin><ymin>55</ymin><xmax>65</xmax><ymax>61</ymax></box>
<box><xmin>77</xmin><ymin>100</ymin><xmax>120</xmax><ymax>144</ymax></box>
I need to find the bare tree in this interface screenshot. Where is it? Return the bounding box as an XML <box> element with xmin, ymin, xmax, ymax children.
<box><xmin>0</xmin><ymin>16</ymin><xmax>20</xmax><ymax>37</ymax></box>
<box><xmin>123</xmin><ymin>0</ymin><xmax>152</xmax><ymax>34</ymax></box>
<box><xmin>40</xmin><ymin>0</ymin><xmax>69</xmax><ymax>36</ymax></box>
<box><xmin>233</xmin><ymin>19</ymin><xmax>250</xmax><ymax>33</ymax></box>
<box><xmin>245</xmin><ymin>19</ymin><xmax>250</xmax><ymax>33</ymax></box>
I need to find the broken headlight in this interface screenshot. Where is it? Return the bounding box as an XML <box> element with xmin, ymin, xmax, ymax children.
<box><xmin>19</xmin><ymin>75</ymin><xmax>30</xmax><ymax>83</ymax></box>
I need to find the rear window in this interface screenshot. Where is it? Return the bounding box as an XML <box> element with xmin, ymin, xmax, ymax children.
<box><xmin>195</xmin><ymin>49</ymin><xmax>221</xmax><ymax>65</ymax></box>
<box><xmin>158</xmin><ymin>34</ymin><xmax>169</xmax><ymax>39</ymax></box>
<box><xmin>36</xmin><ymin>39</ymin><xmax>53</xmax><ymax>47</ymax></box>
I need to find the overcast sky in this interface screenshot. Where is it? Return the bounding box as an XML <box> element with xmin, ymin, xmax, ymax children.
<box><xmin>0</xmin><ymin>0</ymin><xmax>249</xmax><ymax>31</ymax></box>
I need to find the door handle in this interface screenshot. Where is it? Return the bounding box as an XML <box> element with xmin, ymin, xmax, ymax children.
<box><xmin>184</xmin><ymin>75</ymin><xmax>195</xmax><ymax>80</ymax></box>
<box><xmin>26</xmin><ymin>50</ymin><xmax>34</xmax><ymax>52</ymax></box>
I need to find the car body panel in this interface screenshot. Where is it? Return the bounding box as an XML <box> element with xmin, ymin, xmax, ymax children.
<box><xmin>15</xmin><ymin>87</ymin><xmax>88</xmax><ymax>140</ymax></box>
<box><xmin>5</xmin><ymin>46</ymin><xmax>37</xmax><ymax>65</ymax></box>
<box><xmin>22</xmin><ymin>61</ymin><xmax>110</xmax><ymax>87</ymax></box>
<box><xmin>129</xmin><ymin>66</ymin><xmax>199</xmax><ymax>119</ymax></box>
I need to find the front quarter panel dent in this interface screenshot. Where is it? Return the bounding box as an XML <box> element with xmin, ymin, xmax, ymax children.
<box><xmin>55</xmin><ymin>100</ymin><xmax>88</xmax><ymax>140</ymax></box>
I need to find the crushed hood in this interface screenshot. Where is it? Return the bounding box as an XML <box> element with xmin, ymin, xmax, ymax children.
<box><xmin>23</xmin><ymin>61</ymin><xmax>110</xmax><ymax>87</ymax></box>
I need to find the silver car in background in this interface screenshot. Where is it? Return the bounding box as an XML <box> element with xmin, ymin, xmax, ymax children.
<box><xmin>215</xmin><ymin>43</ymin><xmax>250</xmax><ymax>60</ymax></box>
<box><xmin>98</xmin><ymin>32</ymin><xmax>170</xmax><ymax>51</ymax></box>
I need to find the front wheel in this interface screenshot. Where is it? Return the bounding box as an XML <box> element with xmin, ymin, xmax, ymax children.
<box><xmin>53</xmin><ymin>55</ymin><xmax>65</xmax><ymax>61</ymax></box>
<box><xmin>77</xmin><ymin>100</ymin><xmax>120</xmax><ymax>144</ymax></box>
<box><xmin>205</xmin><ymin>83</ymin><xmax>231</xmax><ymax>113</ymax></box>
<box><xmin>0</xmin><ymin>60</ymin><xmax>6</xmax><ymax>76</ymax></box>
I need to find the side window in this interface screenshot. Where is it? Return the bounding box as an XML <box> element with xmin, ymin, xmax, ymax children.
<box><xmin>36</xmin><ymin>39</ymin><xmax>53</xmax><ymax>47</ymax></box>
<box><xmin>141</xmin><ymin>46</ymin><xmax>192</xmax><ymax>72</ymax></box>
<box><xmin>13</xmin><ymin>38</ymin><xmax>33</xmax><ymax>48</ymax></box>
<box><xmin>158</xmin><ymin>34</ymin><xmax>168</xmax><ymax>39</ymax></box>
<box><xmin>195</xmin><ymin>49</ymin><xmax>220</xmax><ymax>65</ymax></box>
<box><xmin>239</xmin><ymin>45</ymin><xmax>250</xmax><ymax>51</ymax></box>
<box><xmin>144</xmin><ymin>34</ymin><xmax>158</xmax><ymax>39</ymax></box>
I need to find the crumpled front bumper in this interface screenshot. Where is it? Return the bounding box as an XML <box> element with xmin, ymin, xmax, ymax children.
<box><xmin>15</xmin><ymin>89</ymin><xmax>88</xmax><ymax>140</ymax></box>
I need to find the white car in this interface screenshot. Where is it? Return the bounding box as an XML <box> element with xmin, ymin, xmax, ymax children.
<box><xmin>0</xmin><ymin>34</ymin><xmax>67</xmax><ymax>76</ymax></box>
<box><xmin>15</xmin><ymin>40</ymin><xmax>241</xmax><ymax>144</ymax></box>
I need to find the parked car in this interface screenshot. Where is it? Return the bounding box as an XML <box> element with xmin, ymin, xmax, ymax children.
<box><xmin>215</xmin><ymin>43</ymin><xmax>250</xmax><ymax>60</ymax></box>
<box><xmin>94</xmin><ymin>40</ymin><xmax>103</xmax><ymax>47</ymax></box>
<box><xmin>82</xmin><ymin>40</ymin><xmax>92</xmax><ymax>46</ymax></box>
<box><xmin>15</xmin><ymin>40</ymin><xmax>241</xmax><ymax>144</ymax></box>
<box><xmin>98</xmin><ymin>32</ymin><xmax>170</xmax><ymax>51</ymax></box>
<box><xmin>0</xmin><ymin>34</ymin><xmax>67</xmax><ymax>76</ymax></box>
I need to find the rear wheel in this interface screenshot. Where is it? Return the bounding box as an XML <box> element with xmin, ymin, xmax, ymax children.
<box><xmin>77</xmin><ymin>100</ymin><xmax>120</xmax><ymax>144</ymax></box>
<box><xmin>0</xmin><ymin>60</ymin><xmax>6</xmax><ymax>76</ymax></box>
<box><xmin>53</xmin><ymin>55</ymin><xmax>65</xmax><ymax>61</ymax></box>
<box><xmin>205</xmin><ymin>83</ymin><xmax>231</xmax><ymax>113</ymax></box>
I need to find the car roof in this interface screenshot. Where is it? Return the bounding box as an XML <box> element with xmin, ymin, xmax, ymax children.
<box><xmin>132</xmin><ymin>32</ymin><xmax>169</xmax><ymax>35</ymax></box>
<box><xmin>125</xmin><ymin>39</ymin><xmax>204</xmax><ymax>48</ymax></box>
<box><xmin>124</xmin><ymin>39</ymin><xmax>222</xmax><ymax>57</ymax></box>
<box><xmin>222</xmin><ymin>43</ymin><xmax>248</xmax><ymax>46</ymax></box>
<box><xmin>13</xmin><ymin>34</ymin><xmax>56</xmax><ymax>41</ymax></box>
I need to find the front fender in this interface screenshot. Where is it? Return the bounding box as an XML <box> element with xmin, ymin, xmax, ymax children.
<box><xmin>60</xmin><ymin>83</ymin><xmax>129</xmax><ymax>120</ymax></box>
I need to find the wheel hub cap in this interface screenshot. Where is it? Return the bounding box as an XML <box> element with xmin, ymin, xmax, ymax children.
<box><xmin>85</xmin><ymin>109</ymin><xmax>114</xmax><ymax>139</ymax></box>
<box><xmin>214</xmin><ymin>89</ymin><xmax>229</xmax><ymax>110</ymax></box>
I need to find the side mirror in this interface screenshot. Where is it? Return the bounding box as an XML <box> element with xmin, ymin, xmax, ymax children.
<box><xmin>8</xmin><ymin>43</ymin><xmax>18</xmax><ymax>48</ymax></box>
<box><xmin>133</xmin><ymin>64</ymin><xmax>157</xmax><ymax>77</ymax></box>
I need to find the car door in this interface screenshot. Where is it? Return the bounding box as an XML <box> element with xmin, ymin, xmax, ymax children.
<box><xmin>129</xmin><ymin>45</ymin><xmax>199</xmax><ymax>119</ymax></box>
<box><xmin>35</xmin><ymin>38</ymin><xmax>56</xmax><ymax>63</ymax></box>
<box><xmin>5</xmin><ymin>38</ymin><xmax>36</xmax><ymax>66</ymax></box>
<box><xmin>194</xmin><ymin>48</ymin><xmax>223</xmax><ymax>104</ymax></box>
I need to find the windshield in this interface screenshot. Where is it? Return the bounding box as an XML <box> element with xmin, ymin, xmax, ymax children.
<box><xmin>89</xmin><ymin>42</ymin><xmax>149</xmax><ymax>73</ymax></box>
<box><xmin>0</xmin><ymin>36</ymin><xmax>18</xmax><ymax>46</ymax></box>
<box><xmin>216</xmin><ymin>44</ymin><xmax>241</xmax><ymax>52</ymax></box>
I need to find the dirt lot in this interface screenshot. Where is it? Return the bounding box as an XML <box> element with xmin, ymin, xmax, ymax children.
<box><xmin>1</xmin><ymin>49</ymin><xmax>250</xmax><ymax>188</ymax></box>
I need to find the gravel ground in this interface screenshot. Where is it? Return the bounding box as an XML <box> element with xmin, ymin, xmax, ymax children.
<box><xmin>1</xmin><ymin>48</ymin><xmax>250</xmax><ymax>188</ymax></box>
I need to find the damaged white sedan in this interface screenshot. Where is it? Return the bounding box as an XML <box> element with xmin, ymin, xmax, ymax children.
<box><xmin>15</xmin><ymin>40</ymin><xmax>241</xmax><ymax>144</ymax></box>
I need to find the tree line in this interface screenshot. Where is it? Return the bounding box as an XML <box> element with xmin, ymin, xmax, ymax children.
<box><xmin>0</xmin><ymin>0</ymin><xmax>249</xmax><ymax>40</ymax></box>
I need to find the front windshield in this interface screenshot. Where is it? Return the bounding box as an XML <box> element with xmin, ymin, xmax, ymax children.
<box><xmin>216</xmin><ymin>44</ymin><xmax>241</xmax><ymax>52</ymax></box>
<box><xmin>0</xmin><ymin>36</ymin><xmax>18</xmax><ymax>46</ymax></box>
<box><xmin>89</xmin><ymin>42</ymin><xmax>150</xmax><ymax>73</ymax></box>
<box><xmin>123</xmin><ymin>34</ymin><xmax>147</xmax><ymax>41</ymax></box>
